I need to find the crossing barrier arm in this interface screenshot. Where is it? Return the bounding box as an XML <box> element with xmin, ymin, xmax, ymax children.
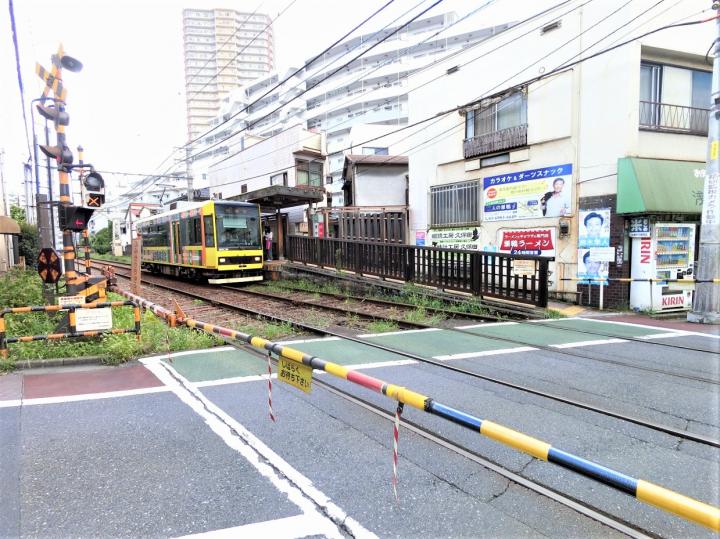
<box><xmin>114</xmin><ymin>288</ymin><xmax>720</xmax><ymax>531</ymax></box>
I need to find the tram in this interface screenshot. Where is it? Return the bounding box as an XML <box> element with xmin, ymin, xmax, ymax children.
<box><xmin>136</xmin><ymin>200</ymin><xmax>264</xmax><ymax>284</ymax></box>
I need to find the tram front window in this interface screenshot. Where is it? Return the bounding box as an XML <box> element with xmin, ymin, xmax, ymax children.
<box><xmin>215</xmin><ymin>205</ymin><xmax>260</xmax><ymax>249</ymax></box>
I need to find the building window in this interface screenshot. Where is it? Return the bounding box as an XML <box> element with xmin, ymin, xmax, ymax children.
<box><xmin>296</xmin><ymin>160</ymin><xmax>323</xmax><ymax>187</ymax></box>
<box><xmin>430</xmin><ymin>180</ymin><xmax>480</xmax><ymax>226</ymax></box>
<box><xmin>463</xmin><ymin>91</ymin><xmax>528</xmax><ymax>158</ymax></box>
<box><xmin>361</xmin><ymin>147</ymin><xmax>389</xmax><ymax>155</ymax></box>
<box><xmin>270</xmin><ymin>172</ymin><xmax>287</xmax><ymax>186</ymax></box>
<box><xmin>639</xmin><ymin>62</ymin><xmax>710</xmax><ymax>134</ymax></box>
<box><xmin>480</xmin><ymin>153</ymin><xmax>510</xmax><ymax>167</ymax></box>
<box><xmin>241</xmin><ymin>184</ymin><xmax>248</xmax><ymax>194</ymax></box>
<box><xmin>466</xmin><ymin>92</ymin><xmax>527</xmax><ymax>139</ymax></box>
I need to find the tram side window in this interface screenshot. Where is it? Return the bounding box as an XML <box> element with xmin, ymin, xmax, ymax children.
<box><xmin>191</xmin><ymin>217</ymin><xmax>202</xmax><ymax>246</ymax></box>
<box><xmin>203</xmin><ymin>216</ymin><xmax>215</xmax><ymax>247</ymax></box>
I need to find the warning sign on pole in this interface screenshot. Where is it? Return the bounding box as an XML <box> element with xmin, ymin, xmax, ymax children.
<box><xmin>277</xmin><ymin>358</ymin><xmax>312</xmax><ymax>393</ymax></box>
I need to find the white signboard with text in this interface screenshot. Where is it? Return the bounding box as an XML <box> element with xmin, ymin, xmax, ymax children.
<box><xmin>75</xmin><ymin>308</ymin><xmax>113</xmax><ymax>332</ymax></box>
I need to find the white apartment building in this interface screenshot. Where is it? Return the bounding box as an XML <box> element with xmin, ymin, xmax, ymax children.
<box><xmin>183</xmin><ymin>8</ymin><xmax>275</xmax><ymax>142</ymax></box>
<box><xmin>193</xmin><ymin>12</ymin><xmax>512</xmax><ymax>204</ymax></box>
<box><xmin>406</xmin><ymin>0</ymin><xmax>712</xmax><ymax>310</ymax></box>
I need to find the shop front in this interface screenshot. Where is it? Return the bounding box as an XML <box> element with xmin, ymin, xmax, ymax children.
<box><xmin>616</xmin><ymin>157</ymin><xmax>704</xmax><ymax>312</ymax></box>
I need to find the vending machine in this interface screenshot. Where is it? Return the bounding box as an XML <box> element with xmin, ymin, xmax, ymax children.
<box><xmin>629</xmin><ymin>222</ymin><xmax>696</xmax><ymax>312</ymax></box>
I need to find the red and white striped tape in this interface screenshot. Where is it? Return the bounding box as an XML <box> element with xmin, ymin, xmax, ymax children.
<box><xmin>392</xmin><ymin>402</ymin><xmax>404</xmax><ymax>501</ymax></box>
<box><xmin>267</xmin><ymin>351</ymin><xmax>276</xmax><ymax>423</ymax></box>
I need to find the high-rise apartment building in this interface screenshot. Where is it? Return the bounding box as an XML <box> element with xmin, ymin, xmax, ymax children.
<box><xmin>183</xmin><ymin>8</ymin><xmax>274</xmax><ymax>142</ymax></box>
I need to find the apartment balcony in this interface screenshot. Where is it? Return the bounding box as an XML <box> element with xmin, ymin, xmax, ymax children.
<box><xmin>463</xmin><ymin>124</ymin><xmax>527</xmax><ymax>159</ymax></box>
<box><xmin>639</xmin><ymin>101</ymin><xmax>709</xmax><ymax>136</ymax></box>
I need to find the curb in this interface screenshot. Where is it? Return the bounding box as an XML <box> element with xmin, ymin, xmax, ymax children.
<box><xmin>11</xmin><ymin>356</ymin><xmax>105</xmax><ymax>370</ymax></box>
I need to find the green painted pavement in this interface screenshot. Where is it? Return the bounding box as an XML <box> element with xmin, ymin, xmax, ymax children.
<box><xmin>286</xmin><ymin>338</ymin><xmax>404</xmax><ymax>365</ymax></box>
<box><xmin>460</xmin><ymin>322</ymin><xmax>609</xmax><ymax>346</ymax></box>
<box><xmin>167</xmin><ymin>348</ymin><xmax>267</xmax><ymax>383</ymax></box>
<box><xmin>360</xmin><ymin>329</ymin><xmax>519</xmax><ymax>357</ymax></box>
<box><xmin>537</xmin><ymin>319</ymin><xmax>665</xmax><ymax>338</ymax></box>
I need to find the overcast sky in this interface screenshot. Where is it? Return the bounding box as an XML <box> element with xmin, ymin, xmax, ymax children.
<box><xmin>0</xmin><ymin>0</ymin><xmax>557</xmax><ymax>202</ymax></box>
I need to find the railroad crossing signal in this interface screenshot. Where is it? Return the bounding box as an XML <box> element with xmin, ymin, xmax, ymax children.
<box><xmin>37</xmin><ymin>247</ymin><xmax>62</xmax><ymax>284</ymax></box>
<box><xmin>82</xmin><ymin>171</ymin><xmax>105</xmax><ymax>208</ymax></box>
<box><xmin>58</xmin><ymin>206</ymin><xmax>95</xmax><ymax>232</ymax></box>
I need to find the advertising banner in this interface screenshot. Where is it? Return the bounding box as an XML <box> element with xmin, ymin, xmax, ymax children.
<box><xmin>497</xmin><ymin>227</ymin><xmax>556</xmax><ymax>257</ymax></box>
<box><xmin>482</xmin><ymin>163</ymin><xmax>573</xmax><ymax>221</ymax></box>
<box><xmin>578</xmin><ymin>208</ymin><xmax>611</xmax><ymax>248</ymax></box>
<box><xmin>428</xmin><ymin>227</ymin><xmax>481</xmax><ymax>250</ymax></box>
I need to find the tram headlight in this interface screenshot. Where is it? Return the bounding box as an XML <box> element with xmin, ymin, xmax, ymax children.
<box><xmin>219</xmin><ymin>258</ymin><xmax>226</xmax><ymax>263</ymax></box>
<box><xmin>254</xmin><ymin>256</ymin><xmax>261</xmax><ymax>262</ymax></box>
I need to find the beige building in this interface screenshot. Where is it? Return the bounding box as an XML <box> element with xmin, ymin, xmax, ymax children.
<box><xmin>183</xmin><ymin>8</ymin><xmax>275</xmax><ymax>141</ymax></box>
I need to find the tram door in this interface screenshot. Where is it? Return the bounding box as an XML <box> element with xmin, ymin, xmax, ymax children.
<box><xmin>172</xmin><ymin>221</ymin><xmax>181</xmax><ymax>264</ymax></box>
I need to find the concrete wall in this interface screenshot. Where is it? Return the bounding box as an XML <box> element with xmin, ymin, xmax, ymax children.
<box><xmin>208</xmin><ymin>124</ymin><xmax>323</xmax><ymax>200</ymax></box>
<box><xmin>353</xmin><ymin>164</ymin><xmax>407</xmax><ymax>207</ymax></box>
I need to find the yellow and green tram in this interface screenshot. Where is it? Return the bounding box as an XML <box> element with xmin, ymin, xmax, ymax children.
<box><xmin>136</xmin><ymin>200</ymin><xmax>264</xmax><ymax>284</ymax></box>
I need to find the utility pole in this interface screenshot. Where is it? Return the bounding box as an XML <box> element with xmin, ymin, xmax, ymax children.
<box><xmin>185</xmin><ymin>146</ymin><xmax>194</xmax><ymax>202</ymax></box>
<box><xmin>688</xmin><ymin>2</ymin><xmax>720</xmax><ymax>324</ymax></box>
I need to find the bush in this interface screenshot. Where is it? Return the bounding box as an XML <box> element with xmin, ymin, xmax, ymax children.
<box><xmin>0</xmin><ymin>269</ymin><xmax>44</xmax><ymax>308</ymax></box>
<box><xmin>91</xmin><ymin>223</ymin><xmax>112</xmax><ymax>255</ymax></box>
<box><xmin>18</xmin><ymin>222</ymin><xmax>40</xmax><ymax>269</ymax></box>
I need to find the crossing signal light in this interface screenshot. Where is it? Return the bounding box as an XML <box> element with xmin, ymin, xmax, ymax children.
<box><xmin>36</xmin><ymin>103</ymin><xmax>70</xmax><ymax>126</ymax></box>
<box><xmin>39</xmin><ymin>144</ymin><xmax>73</xmax><ymax>165</ymax></box>
<box><xmin>58</xmin><ymin>205</ymin><xmax>94</xmax><ymax>232</ymax></box>
<box><xmin>82</xmin><ymin>171</ymin><xmax>105</xmax><ymax>207</ymax></box>
<box><xmin>52</xmin><ymin>53</ymin><xmax>83</xmax><ymax>72</ymax></box>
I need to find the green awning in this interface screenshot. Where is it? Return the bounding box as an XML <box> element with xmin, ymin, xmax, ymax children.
<box><xmin>616</xmin><ymin>157</ymin><xmax>705</xmax><ymax>214</ymax></box>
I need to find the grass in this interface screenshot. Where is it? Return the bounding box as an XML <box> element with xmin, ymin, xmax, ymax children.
<box><xmin>365</xmin><ymin>320</ymin><xmax>399</xmax><ymax>333</ymax></box>
<box><xmin>403</xmin><ymin>307</ymin><xmax>445</xmax><ymax>326</ymax></box>
<box><xmin>229</xmin><ymin>319</ymin><xmax>298</xmax><ymax>341</ymax></box>
<box><xmin>90</xmin><ymin>252</ymin><xmax>131</xmax><ymax>264</ymax></box>
<box><xmin>0</xmin><ymin>270</ymin><xmax>224</xmax><ymax>371</ymax></box>
<box><xmin>544</xmin><ymin>308</ymin><xmax>567</xmax><ymax>319</ymax></box>
<box><xmin>191</xmin><ymin>299</ymin><xmax>205</xmax><ymax>306</ymax></box>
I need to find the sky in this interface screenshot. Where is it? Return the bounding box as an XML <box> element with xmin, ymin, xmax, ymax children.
<box><xmin>0</xmin><ymin>0</ymin><xmax>557</xmax><ymax>207</ymax></box>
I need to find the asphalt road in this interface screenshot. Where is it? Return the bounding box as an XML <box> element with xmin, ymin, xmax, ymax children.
<box><xmin>0</xmin><ymin>316</ymin><xmax>718</xmax><ymax>538</ymax></box>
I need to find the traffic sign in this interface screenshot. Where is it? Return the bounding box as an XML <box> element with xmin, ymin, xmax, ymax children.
<box><xmin>35</xmin><ymin>63</ymin><xmax>67</xmax><ymax>102</ymax></box>
<box><xmin>37</xmin><ymin>247</ymin><xmax>62</xmax><ymax>284</ymax></box>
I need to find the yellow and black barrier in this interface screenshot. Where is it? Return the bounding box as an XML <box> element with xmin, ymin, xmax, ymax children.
<box><xmin>0</xmin><ymin>301</ymin><xmax>140</xmax><ymax>359</ymax></box>
<box><xmin>114</xmin><ymin>287</ymin><xmax>719</xmax><ymax>531</ymax></box>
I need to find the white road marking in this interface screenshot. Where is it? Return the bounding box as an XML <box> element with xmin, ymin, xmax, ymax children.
<box><xmin>142</xmin><ymin>357</ymin><xmax>375</xmax><ymax>539</ymax></box>
<box><xmin>0</xmin><ymin>386</ymin><xmax>171</xmax><ymax>408</ymax></box>
<box><xmin>278</xmin><ymin>337</ymin><xmax>341</xmax><ymax>345</ymax></box>
<box><xmin>551</xmin><ymin>338</ymin><xmax>626</xmax><ymax>349</ymax></box>
<box><xmin>638</xmin><ymin>331</ymin><xmax>694</xmax><ymax>340</ymax></box>
<box><xmin>358</xmin><ymin>328</ymin><xmax>441</xmax><ymax>338</ymax></box>
<box><xmin>573</xmin><ymin>317</ymin><xmax>720</xmax><ymax>338</ymax></box>
<box><xmin>434</xmin><ymin>346</ymin><xmax>537</xmax><ymax>361</ymax></box>
<box><xmin>177</xmin><ymin>514</ymin><xmax>323</xmax><ymax>539</ymax></box>
<box><xmin>454</xmin><ymin>321</ymin><xmax>519</xmax><ymax>330</ymax></box>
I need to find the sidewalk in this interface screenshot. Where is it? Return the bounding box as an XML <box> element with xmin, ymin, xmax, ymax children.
<box><xmin>547</xmin><ymin>300</ymin><xmax>720</xmax><ymax>335</ymax></box>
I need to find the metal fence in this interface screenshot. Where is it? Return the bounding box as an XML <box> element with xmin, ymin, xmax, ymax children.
<box><xmin>639</xmin><ymin>101</ymin><xmax>709</xmax><ymax>135</ymax></box>
<box><xmin>287</xmin><ymin>236</ymin><xmax>552</xmax><ymax>307</ymax></box>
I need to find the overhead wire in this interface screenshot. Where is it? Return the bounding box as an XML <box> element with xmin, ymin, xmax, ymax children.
<box><xmin>206</xmin><ymin>6</ymin><xmax>716</xmax><ymax>195</ymax></box>
<box><xmin>105</xmin><ymin>0</ymin><xmax>403</xmax><ymax>209</ymax></box>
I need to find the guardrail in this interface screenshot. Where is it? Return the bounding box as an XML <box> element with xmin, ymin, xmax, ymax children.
<box><xmin>287</xmin><ymin>236</ymin><xmax>552</xmax><ymax>307</ymax></box>
<box><xmin>115</xmin><ymin>286</ymin><xmax>719</xmax><ymax>531</ymax></box>
<box><xmin>0</xmin><ymin>301</ymin><xmax>141</xmax><ymax>359</ymax></box>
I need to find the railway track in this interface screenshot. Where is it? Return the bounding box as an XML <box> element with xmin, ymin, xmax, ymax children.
<box><xmin>96</xmin><ymin>260</ymin><xmax>719</xmax><ymax>448</ymax></box>
<box><xmin>102</xmin><ymin>260</ymin><xmax>716</xmax><ymax>386</ymax></box>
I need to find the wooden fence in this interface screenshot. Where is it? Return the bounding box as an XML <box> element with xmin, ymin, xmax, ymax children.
<box><xmin>287</xmin><ymin>236</ymin><xmax>552</xmax><ymax>307</ymax></box>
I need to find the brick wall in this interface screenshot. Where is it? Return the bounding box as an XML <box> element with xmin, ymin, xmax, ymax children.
<box><xmin>577</xmin><ymin>194</ymin><xmax>630</xmax><ymax>309</ymax></box>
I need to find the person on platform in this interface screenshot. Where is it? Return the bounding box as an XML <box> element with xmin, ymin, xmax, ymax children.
<box><xmin>264</xmin><ymin>226</ymin><xmax>273</xmax><ymax>261</ymax></box>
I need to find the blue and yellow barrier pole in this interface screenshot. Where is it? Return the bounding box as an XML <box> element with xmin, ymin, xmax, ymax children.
<box><xmin>115</xmin><ymin>288</ymin><xmax>720</xmax><ymax>531</ymax></box>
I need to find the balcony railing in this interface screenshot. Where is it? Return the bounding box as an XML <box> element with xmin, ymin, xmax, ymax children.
<box><xmin>463</xmin><ymin>124</ymin><xmax>527</xmax><ymax>159</ymax></box>
<box><xmin>639</xmin><ymin>101</ymin><xmax>709</xmax><ymax>136</ymax></box>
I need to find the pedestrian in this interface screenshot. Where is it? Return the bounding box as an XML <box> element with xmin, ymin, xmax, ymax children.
<box><xmin>264</xmin><ymin>226</ymin><xmax>273</xmax><ymax>261</ymax></box>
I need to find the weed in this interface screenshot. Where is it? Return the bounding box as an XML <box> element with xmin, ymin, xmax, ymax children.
<box><xmin>303</xmin><ymin>310</ymin><xmax>333</xmax><ymax>328</ymax></box>
<box><xmin>366</xmin><ymin>320</ymin><xmax>399</xmax><ymax>333</ymax></box>
<box><xmin>403</xmin><ymin>307</ymin><xmax>445</xmax><ymax>326</ymax></box>
<box><xmin>544</xmin><ymin>309</ymin><xmax>567</xmax><ymax>319</ymax></box>
<box><xmin>191</xmin><ymin>299</ymin><xmax>205</xmax><ymax>306</ymax></box>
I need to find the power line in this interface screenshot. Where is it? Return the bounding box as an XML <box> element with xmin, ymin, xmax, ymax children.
<box><xmin>207</xmin><ymin>10</ymin><xmax>718</xmax><ymax>194</ymax></box>
<box><xmin>186</xmin><ymin>0</ymin><xmax>401</xmax><ymax>148</ymax></box>
<box><xmin>8</xmin><ymin>0</ymin><xmax>32</xmax><ymax>159</ymax></box>
<box><xmin>185</xmin><ymin>1</ymin><xmax>294</xmax><ymax>106</ymax></box>
<box><xmin>189</xmin><ymin>0</ymin><xmax>446</xmax><ymax>161</ymax></box>
<box><xmin>184</xmin><ymin>1</ymin><xmax>268</xmax><ymax>93</ymax></box>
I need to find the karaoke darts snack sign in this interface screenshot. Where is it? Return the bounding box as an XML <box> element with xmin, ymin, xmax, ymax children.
<box><xmin>483</xmin><ymin>164</ymin><xmax>573</xmax><ymax>221</ymax></box>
